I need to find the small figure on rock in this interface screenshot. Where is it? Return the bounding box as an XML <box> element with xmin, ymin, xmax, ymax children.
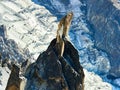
<box><xmin>56</xmin><ymin>12</ymin><xmax>73</xmax><ymax>57</ymax></box>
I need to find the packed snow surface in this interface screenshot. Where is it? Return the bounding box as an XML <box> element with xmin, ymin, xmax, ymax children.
<box><xmin>0</xmin><ymin>0</ymin><xmax>57</xmax><ymax>59</ymax></box>
<box><xmin>0</xmin><ymin>67</ymin><xmax>10</xmax><ymax>90</ymax></box>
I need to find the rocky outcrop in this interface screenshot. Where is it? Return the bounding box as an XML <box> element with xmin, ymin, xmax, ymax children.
<box><xmin>86</xmin><ymin>0</ymin><xmax>120</xmax><ymax>78</ymax></box>
<box><xmin>24</xmin><ymin>39</ymin><xmax>84</xmax><ymax>90</ymax></box>
<box><xmin>5</xmin><ymin>64</ymin><xmax>21</xmax><ymax>90</ymax></box>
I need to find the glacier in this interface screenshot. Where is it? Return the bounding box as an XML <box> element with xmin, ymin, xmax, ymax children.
<box><xmin>0</xmin><ymin>0</ymin><xmax>118</xmax><ymax>89</ymax></box>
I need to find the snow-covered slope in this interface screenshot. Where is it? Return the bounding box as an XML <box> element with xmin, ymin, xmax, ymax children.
<box><xmin>111</xmin><ymin>0</ymin><xmax>120</xmax><ymax>9</ymax></box>
<box><xmin>84</xmin><ymin>69</ymin><xmax>111</xmax><ymax>90</ymax></box>
<box><xmin>0</xmin><ymin>25</ymin><xmax>31</xmax><ymax>62</ymax></box>
<box><xmin>0</xmin><ymin>67</ymin><xmax>10</xmax><ymax>90</ymax></box>
<box><xmin>0</xmin><ymin>0</ymin><xmax>112</xmax><ymax>90</ymax></box>
<box><xmin>0</xmin><ymin>0</ymin><xmax>57</xmax><ymax>59</ymax></box>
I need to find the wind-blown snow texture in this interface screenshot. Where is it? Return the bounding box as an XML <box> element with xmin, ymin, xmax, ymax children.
<box><xmin>0</xmin><ymin>25</ymin><xmax>30</xmax><ymax>62</ymax></box>
<box><xmin>0</xmin><ymin>0</ymin><xmax>57</xmax><ymax>60</ymax></box>
<box><xmin>0</xmin><ymin>0</ymin><xmax>117</xmax><ymax>89</ymax></box>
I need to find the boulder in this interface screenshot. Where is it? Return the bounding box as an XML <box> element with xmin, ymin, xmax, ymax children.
<box><xmin>24</xmin><ymin>38</ymin><xmax>84</xmax><ymax>90</ymax></box>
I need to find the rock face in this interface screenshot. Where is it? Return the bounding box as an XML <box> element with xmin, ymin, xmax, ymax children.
<box><xmin>86</xmin><ymin>0</ymin><xmax>120</xmax><ymax>78</ymax></box>
<box><xmin>5</xmin><ymin>64</ymin><xmax>21</xmax><ymax>90</ymax></box>
<box><xmin>24</xmin><ymin>39</ymin><xmax>84</xmax><ymax>90</ymax></box>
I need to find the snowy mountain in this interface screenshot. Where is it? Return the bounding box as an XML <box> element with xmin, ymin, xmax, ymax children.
<box><xmin>0</xmin><ymin>0</ymin><xmax>57</xmax><ymax>60</ymax></box>
<box><xmin>0</xmin><ymin>25</ymin><xmax>31</xmax><ymax>62</ymax></box>
<box><xmin>0</xmin><ymin>0</ymin><xmax>118</xmax><ymax>90</ymax></box>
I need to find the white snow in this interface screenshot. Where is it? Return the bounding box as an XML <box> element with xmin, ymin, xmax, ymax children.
<box><xmin>0</xmin><ymin>67</ymin><xmax>10</xmax><ymax>90</ymax></box>
<box><xmin>111</xmin><ymin>0</ymin><xmax>120</xmax><ymax>9</ymax></box>
<box><xmin>84</xmin><ymin>69</ymin><xmax>112</xmax><ymax>90</ymax></box>
<box><xmin>0</xmin><ymin>0</ymin><xmax>57</xmax><ymax>59</ymax></box>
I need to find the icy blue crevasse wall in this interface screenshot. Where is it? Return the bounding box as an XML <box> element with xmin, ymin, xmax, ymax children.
<box><xmin>86</xmin><ymin>0</ymin><xmax>120</xmax><ymax>78</ymax></box>
<box><xmin>32</xmin><ymin>0</ymin><xmax>111</xmax><ymax>75</ymax></box>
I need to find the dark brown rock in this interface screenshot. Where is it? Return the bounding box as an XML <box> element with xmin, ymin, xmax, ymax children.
<box><xmin>5</xmin><ymin>64</ymin><xmax>21</xmax><ymax>90</ymax></box>
<box><xmin>24</xmin><ymin>38</ymin><xmax>84</xmax><ymax>90</ymax></box>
